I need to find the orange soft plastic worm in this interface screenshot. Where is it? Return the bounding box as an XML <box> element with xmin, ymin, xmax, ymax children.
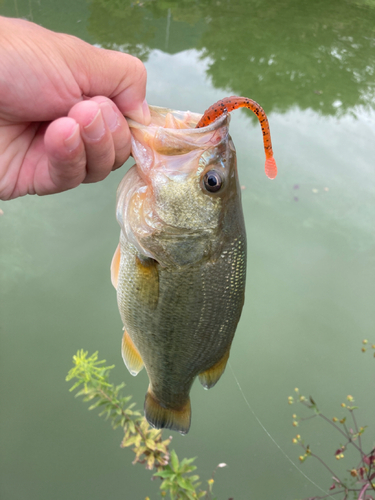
<box><xmin>196</xmin><ymin>96</ymin><xmax>277</xmax><ymax>179</ymax></box>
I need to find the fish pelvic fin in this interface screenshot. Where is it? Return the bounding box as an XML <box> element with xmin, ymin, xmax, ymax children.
<box><xmin>122</xmin><ymin>330</ymin><xmax>144</xmax><ymax>376</ymax></box>
<box><xmin>198</xmin><ymin>349</ymin><xmax>230</xmax><ymax>390</ymax></box>
<box><xmin>110</xmin><ymin>244</ymin><xmax>121</xmax><ymax>290</ymax></box>
<box><xmin>144</xmin><ymin>389</ymin><xmax>191</xmax><ymax>435</ymax></box>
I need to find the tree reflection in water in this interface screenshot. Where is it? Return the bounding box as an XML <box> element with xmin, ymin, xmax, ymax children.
<box><xmin>87</xmin><ymin>0</ymin><xmax>375</xmax><ymax>116</ymax></box>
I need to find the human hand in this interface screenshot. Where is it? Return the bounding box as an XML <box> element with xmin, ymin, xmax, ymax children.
<box><xmin>0</xmin><ymin>16</ymin><xmax>151</xmax><ymax>200</ymax></box>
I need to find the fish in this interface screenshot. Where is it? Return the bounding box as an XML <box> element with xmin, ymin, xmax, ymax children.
<box><xmin>111</xmin><ymin>98</ymin><xmax>276</xmax><ymax>434</ymax></box>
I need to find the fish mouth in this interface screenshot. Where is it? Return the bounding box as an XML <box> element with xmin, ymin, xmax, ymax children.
<box><xmin>127</xmin><ymin>105</ymin><xmax>230</xmax><ymax>134</ymax></box>
<box><xmin>128</xmin><ymin>105</ymin><xmax>231</xmax><ymax>169</ymax></box>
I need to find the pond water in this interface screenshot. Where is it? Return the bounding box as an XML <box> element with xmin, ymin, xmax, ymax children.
<box><xmin>1</xmin><ymin>1</ymin><xmax>375</xmax><ymax>499</ymax></box>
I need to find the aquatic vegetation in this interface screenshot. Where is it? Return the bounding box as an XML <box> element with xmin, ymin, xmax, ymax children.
<box><xmin>66</xmin><ymin>350</ymin><xmax>228</xmax><ymax>500</ymax></box>
<box><xmin>288</xmin><ymin>341</ymin><xmax>375</xmax><ymax>500</ymax></box>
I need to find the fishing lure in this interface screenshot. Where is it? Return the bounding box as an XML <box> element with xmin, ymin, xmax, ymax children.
<box><xmin>196</xmin><ymin>96</ymin><xmax>277</xmax><ymax>179</ymax></box>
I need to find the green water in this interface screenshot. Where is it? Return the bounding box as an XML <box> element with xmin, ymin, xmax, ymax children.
<box><xmin>1</xmin><ymin>1</ymin><xmax>375</xmax><ymax>499</ymax></box>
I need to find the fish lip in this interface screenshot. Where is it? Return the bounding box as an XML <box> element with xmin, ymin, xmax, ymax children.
<box><xmin>126</xmin><ymin>105</ymin><xmax>230</xmax><ymax>133</ymax></box>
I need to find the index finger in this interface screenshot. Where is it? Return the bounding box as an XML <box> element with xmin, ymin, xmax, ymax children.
<box><xmin>65</xmin><ymin>39</ymin><xmax>151</xmax><ymax>124</ymax></box>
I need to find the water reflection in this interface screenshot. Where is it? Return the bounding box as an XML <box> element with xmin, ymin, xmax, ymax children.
<box><xmin>1</xmin><ymin>2</ymin><xmax>375</xmax><ymax>500</ymax></box>
<box><xmin>87</xmin><ymin>0</ymin><xmax>375</xmax><ymax>115</ymax></box>
<box><xmin>87</xmin><ymin>0</ymin><xmax>205</xmax><ymax>57</ymax></box>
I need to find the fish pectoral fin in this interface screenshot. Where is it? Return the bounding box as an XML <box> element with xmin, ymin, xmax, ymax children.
<box><xmin>198</xmin><ymin>349</ymin><xmax>230</xmax><ymax>390</ymax></box>
<box><xmin>144</xmin><ymin>389</ymin><xmax>191</xmax><ymax>435</ymax></box>
<box><xmin>135</xmin><ymin>256</ymin><xmax>159</xmax><ymax>310</ymax></box>
<box><xmin>110</xmin><ymin>244</ymin><xmax>121</xmax><ymax>290</ymax></box>
<box><xmin>122</xmin><ymin>330</ymin><xmax>144</xmax><ymax>376</ymax></box>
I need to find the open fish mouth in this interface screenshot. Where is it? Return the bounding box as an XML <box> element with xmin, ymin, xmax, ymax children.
<box><xmin>127</xmin><ymin>106</ymin><xmax>230</xmax><ymax>164</ymax></box>
<box><xmin>127</xmin><ymin>105</ymin><xmax>229</xmax><ymax>132</ymax></box>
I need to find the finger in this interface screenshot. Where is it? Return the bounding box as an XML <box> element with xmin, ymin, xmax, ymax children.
<box><xmin>68</xmin><ymin>99</ymin><xmax>121</xmax><ymax>183</ymax></box>
<box><xmin>106</xmin><ymin>56</ymin><xmax>151</xmax><ymax>125</ymax></box>
<box><xmin>90</xmin><ymin>96</ymin><xmax>132</xmax><ymax>171</ymax></box>
<box><xmin>44</xmin><ymin>117</ymin><xmax>87</xmax><ymax>192</ymax></box>
<box><xmin>67</xmin><ymin>42</ymin><xmax>151</xmax><ymax>125</ymax></box>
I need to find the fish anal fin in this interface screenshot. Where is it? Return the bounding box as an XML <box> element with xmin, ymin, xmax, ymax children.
<box><xmin>198</xmin><ymin>349</ymin><xmax>230</xmax><ymax>390</ymax></box>
<box><xmin>110</xmin><ymin>244</ymin><xmax>121</xmax><ymax>290</ymax></box>
<box><xmin>122</xmin><ymin>330</ymin><xmax>144</xmax><ymax>376</ymax></box>
<box><xmin>144</xmin><ymin>389</ymin><xmax>191</xmax><ymax>435</ymax></box>
<box><xmin>135</xmin><ymin>256</ymin><xmax>159</xmax><ymax>309</ymax></box>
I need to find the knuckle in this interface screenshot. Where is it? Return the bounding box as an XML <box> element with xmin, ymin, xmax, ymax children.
<box><xmin>127</xmin><ymin>55</ymin><xmax>147</xmax><ymax>85</ymax></box>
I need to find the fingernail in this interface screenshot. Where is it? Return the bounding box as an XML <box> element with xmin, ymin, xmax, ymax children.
<box><xmin>101</xmin><ymin>102</ymin><xmax>120</xmax><ymax>132</ymax></box>
<box><xmin>83</xmin><ymin>109</ymin><xmax>105</xmax><ymax>141</ymax></box>
<box><xmin>64</xmin><ymin>124</ymin><xmax>80</xmax><ymax>152</ymax></box>
<box><xmin>142</xmin><ymin>99</ymin><xmax>151</xmax><ymax>125</ymax></box>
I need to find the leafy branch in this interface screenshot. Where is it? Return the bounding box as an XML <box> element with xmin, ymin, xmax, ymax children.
<box><xmin>287</xmin><ymin>340</ymin><xmax>375</xmax><ymax>500</ymax></box>
<box><xmin>66</xmin><ymin>350</ymin><xmax>227</xmax><ymax>500</ymax></box>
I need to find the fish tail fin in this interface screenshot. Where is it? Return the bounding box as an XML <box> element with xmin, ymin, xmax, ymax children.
<box><xmin>198</xmin><ymin>349</ymin><xmax>230</xmax><ymax>389</ymax></box>
<box><xmin>144</xmin><ymin>389</ymin><xmax>191</xmax><ymax>435</ymax></box>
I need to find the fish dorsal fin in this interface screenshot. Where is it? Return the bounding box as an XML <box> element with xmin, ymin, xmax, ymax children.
<box><xmin>122</xmin><ymin>330</ymin><xmax>144</xmax><ymax>376</ymax></box>
<box><xmin>144</xmin><ymin>388</ymin><xmax>191</xmax><ymax>435</ymax></box>
<box><xmin>110</xmin><ymin>244</ymin><xmax>121</xmax><ymax>290</ymax></box>
<box><xmin>198</xmin><ymin>349</ymin><xmax>230</xmax><ymax>389</ymax></box>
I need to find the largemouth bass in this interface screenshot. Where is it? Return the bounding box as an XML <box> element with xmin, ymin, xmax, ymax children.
<box><xmin>111</xmin><ymin>100</ymin><xmax>276</xmax><ymax>434</ymax></box>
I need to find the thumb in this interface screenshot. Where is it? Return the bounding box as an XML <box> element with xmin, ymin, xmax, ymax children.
<box><xmin>66</xmin><ymin>39</ymin><xmax>151</xmax><ymax>125</ymax></box>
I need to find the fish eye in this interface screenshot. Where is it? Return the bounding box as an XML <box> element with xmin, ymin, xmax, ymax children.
<box><xmin>203</xmin><ymin>170</ymin><xmax>223</xmax><ymax>193</ymax></box>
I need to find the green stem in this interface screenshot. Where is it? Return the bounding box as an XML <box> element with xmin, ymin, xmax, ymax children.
<box><xmin>318</xmin><ymin>414</ymin><xmax>365</xmax><ymax>456</ymax></box>
<box><xmin>307</xmin><ymin>450</ymin><xmax>345</xmax><ymax>487</ymax></box>
<box><xmin>350</xmin><ymin>409</ymin><xmax>362</xmax><ymax>452</ymax></box>
<box><xmin>96</xmin><ymin>386</ymin><xmax>148</xmax><ymax>442</ymax></box>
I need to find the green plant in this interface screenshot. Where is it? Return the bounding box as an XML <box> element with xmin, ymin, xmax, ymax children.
<box><xmin>66</xmin><ymin>350</ymin><xmax>227</xmax><ymax>500</ymax></box>
<box><xmin>154</xmin><ymin>451</ymin><xmax>205</xmax><ymax>499</ymax></box>
<box><xmin>288</xmin><ymin>341</ymin><xmax>375</xmax><ymax>500</ymax></box>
